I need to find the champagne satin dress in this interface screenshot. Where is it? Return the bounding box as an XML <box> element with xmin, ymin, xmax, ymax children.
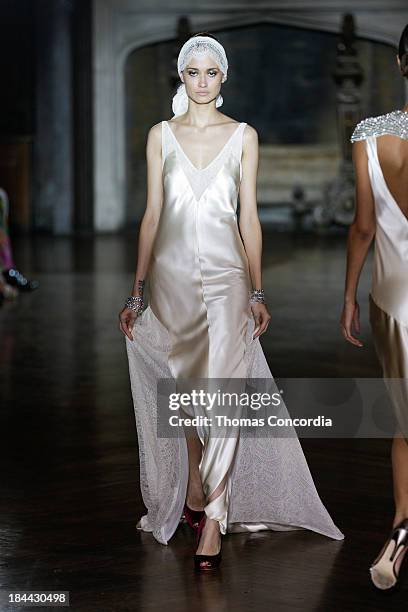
<box><xmin>351</xmin><ymin>110</ymin><xmax>408</xmax><ymax>439</ymax></box>
<box><xmin>125</xmin><ymin>119</ymin><xmax>344</xmax><ymax>545</ymax></box>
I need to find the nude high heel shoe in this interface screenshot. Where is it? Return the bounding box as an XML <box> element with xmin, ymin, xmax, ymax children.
<box><xmin>370</xmin><ymin>518</ymin><xmax>408</xmax><ymax>589</ymax></box>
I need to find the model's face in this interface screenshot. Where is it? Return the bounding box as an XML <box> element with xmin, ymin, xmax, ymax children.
<box><xmin>181</xmin><ymin>54</ymin><xmax>224</xmax><ymax>106</ymax></box>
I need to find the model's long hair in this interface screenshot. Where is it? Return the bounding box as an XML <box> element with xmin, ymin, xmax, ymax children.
<box><xmin>398</xmin><ymin>25</ymin><xmax>408</xmax><ymax>78</ymax></box>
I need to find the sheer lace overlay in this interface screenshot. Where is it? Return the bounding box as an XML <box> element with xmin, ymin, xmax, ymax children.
<box><xmin>126</xmin><ymin>306</ymin><xmax>344</xmax><ymax>545</ymax></box>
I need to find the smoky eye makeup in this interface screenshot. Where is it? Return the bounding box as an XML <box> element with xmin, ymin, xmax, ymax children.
<box><xmin>186</xmin><ymin>68</ymin><xmax>219</xmax><ymax>77</ymax></box>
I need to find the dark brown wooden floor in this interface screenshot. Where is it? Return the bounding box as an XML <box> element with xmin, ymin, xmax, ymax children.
<box><xmin>0</xmin><ymin>231</ymin><xmax>406</xmax><ymax>611</ymax></box>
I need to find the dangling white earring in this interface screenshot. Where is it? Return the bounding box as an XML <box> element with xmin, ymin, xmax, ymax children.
<box><xmin>216</xmin><ymin>93</ymin><xmax>223</xmax><ymax>108</ymax></box>
<box><xmin>216</xmin><ymin>74</ymin><xmax>226</xmax><ymax>107</ymax></box>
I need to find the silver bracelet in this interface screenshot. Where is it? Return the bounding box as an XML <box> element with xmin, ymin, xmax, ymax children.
<box><xmin>249</xmin><ymin>288</ymin><xmax>266</xmax><ymax>304</ymax></box>
<box><xmin>125</xmin><ymin>295</ymin><xmax>145</xmax><ymax>316</ymax></box>
<box><xmin>125</xmin><ymin>279</ymin><xmax>146</xmax><ymax>316</ymax></box>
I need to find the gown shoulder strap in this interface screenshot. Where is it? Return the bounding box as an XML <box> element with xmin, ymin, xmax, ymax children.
<box><xmin>161</xmin><ymin>121</ymin><xmax>176</xmax><ymax>169</ymax></box>
<box><xmin>237</xmin><ymin>122</ymin><xmax>247</xmax><ymax>159</ymax></box>
<box><xmin>233</xmin><ymin>123</ymin><xmax>247</xmax><ymax>181</ymax></box>
<box><xmin>161</xmin><ymin>121</ymin><xmax>167</xmax><ymax>169</ymax></box>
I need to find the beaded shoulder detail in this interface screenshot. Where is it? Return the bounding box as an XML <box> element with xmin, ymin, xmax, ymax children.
<box><xmin>350</xmin><ymin>110</ymin><xmax>408</xmax><ymax>142</ymax></box>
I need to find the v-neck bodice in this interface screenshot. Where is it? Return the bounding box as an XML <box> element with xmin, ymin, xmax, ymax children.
<box><xmin>164</xmin><ymin>120</ymin><xmax>245</xmax><ymax>171</ymax></box>
<box><xmin>161</xmin><ymin>120</ymin><xmax>247</xmax><ymax>201</ymax></box>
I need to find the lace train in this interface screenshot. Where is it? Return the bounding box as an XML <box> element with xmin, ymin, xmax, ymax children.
<box><xmin>125</xmin><ymin>305</ymin><xmax>344</xmax><ymax>545</ymax></box>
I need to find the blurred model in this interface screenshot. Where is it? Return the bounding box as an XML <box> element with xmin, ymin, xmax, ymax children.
<box><xmin>342</xmin><ymin>24</ymin><xmax>408</xmax><ymax>591</ymax></box>
<box><xmin>0</xmin><ymin>187</ymin><xmax>39</xmax><ymax>305</ymax></box>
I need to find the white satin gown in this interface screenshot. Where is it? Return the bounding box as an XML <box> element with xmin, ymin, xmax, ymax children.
<box><xmin>351</xmin><ymin>110</ymin><xmax>408</xmax><ymax>439</ymax></box>
<box><xmin>125</xmin><ymin>119</ymin><xmax>344</xmax><ymax>545</ymax></box>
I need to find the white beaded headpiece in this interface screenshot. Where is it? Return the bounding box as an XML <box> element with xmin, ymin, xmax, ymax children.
<box><xmin>172</xmin><ymin>35</ymin><xmax>228</xmax><ymax>117</ymax></box>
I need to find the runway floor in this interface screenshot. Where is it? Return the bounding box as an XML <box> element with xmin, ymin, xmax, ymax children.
<box><xmin>0</xmin><ymin>231</ymin><xmax>406</xmax><ymax>611</ymax></box>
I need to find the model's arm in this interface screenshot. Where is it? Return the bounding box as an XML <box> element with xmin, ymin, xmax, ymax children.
<box><xmin>239</xmin><ymin>125</ymin><xmax>262</xmax><ymax>288</ymax></box>
<box><xmin>341</xmin><ymin>140</ymin><xmax>376</xmax><ymax>347</ymax></box>
<box><xmin>119</xmin><ymin>122</ymin><xmax>164</xmax><ymax>341</ymax></box>
<box><xmin>239</xmin><ymin>125</ymin><xmax>271</xmax><ymax>338</ymax></box>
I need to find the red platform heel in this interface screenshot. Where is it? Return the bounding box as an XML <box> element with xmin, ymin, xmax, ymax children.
<box><xmin>193</xmin><ymin>515</ymin><xmax>222</xmax><ymax>571</ymax></box>
<box><xmin>183</xmin><ymin>503</ymin><xmax>205</xmax><ymax>530</ymax></box>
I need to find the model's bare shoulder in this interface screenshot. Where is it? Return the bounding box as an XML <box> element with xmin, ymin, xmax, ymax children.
<box><xmin>242</xmin><ymin>123</ymin><xmax>258</xmax><ymax>149</ymax></box>
<box><xmin>147</xmin><ymin>122</ymin><xmax>163</xmax><ymax>142</ymax></box>
<box><xmin>145</xmin><ymin>122</ymin><xmax>163</xmax><ymax>159</ymax></box>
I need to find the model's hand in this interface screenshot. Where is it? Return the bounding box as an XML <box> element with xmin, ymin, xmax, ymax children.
<box><xmin>251</xmin><ymin>302</ymin><xmax>271</xmax><ymax>339</ymax></box>
<box><xmin>340</xmin><ymin>300</ymin><xmax>363</xmax><ymax>347</ymax></box>
<box><xmin>119</xmin><ymin>307</ymin><xmax>138</xmax><ymax>341</ymax></box>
